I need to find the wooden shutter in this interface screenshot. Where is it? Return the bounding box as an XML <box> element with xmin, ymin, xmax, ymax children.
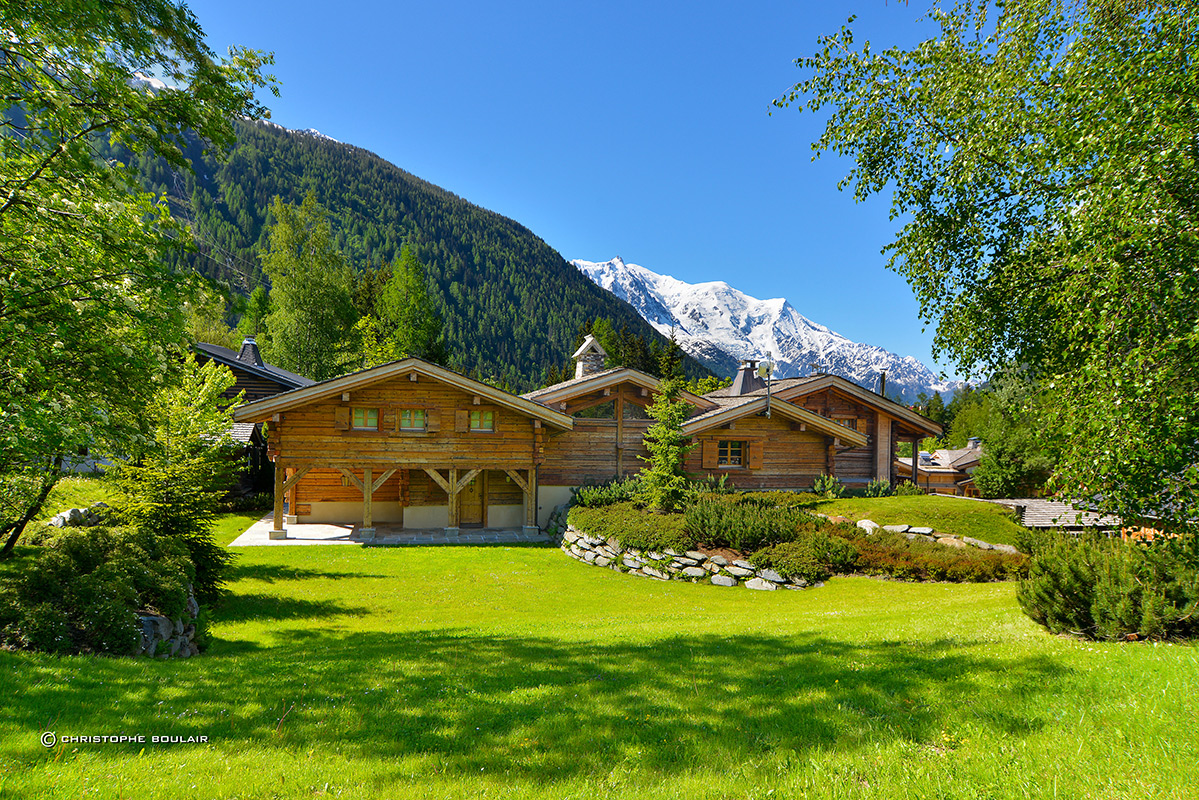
<box><xmin>425</xmin><ymin>409</ymin><xmax>440</xmax><ymax>432</ymax></box>
<box><xmin>701</xmin><ymin>440</ymin><xmax>718</xmax><ymax>470</ymax></box>
<box><xmin>747</xmin><ymin>441</ymin><xmax>763</xmax><ymax>470</ymax></box>
<box><xmin>334</xmin><ymin>407</ymin><xmax>349</xmax><ymax>430</ymax></box>
<box><xmin>455</xmin><ymin>409</ymin><xmax>469</xmax><ymax>432</ymax></box>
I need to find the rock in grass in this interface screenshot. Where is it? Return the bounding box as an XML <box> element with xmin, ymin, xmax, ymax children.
<box><xmin>883</xmin><ymin>524</ymin><xmax>910</xmax><ymax>533</ymax></box>
<box><xmin>727</xmin><ymin>566</ymin><xmax>754</xmax><ymax>578</ymax></box>
<box><xmin>745</xmin><ymin>578</ymin><xmax>777</xmax><ymax>591</ymax></box>
<box><xmin>757</xmin><ymin>569</ymin><xmax>785</xmax><ymax>583</ymax></box>
<box><xmin>595</xmin><ymin>556</ymin><xmax>612</xmax><ymax>567</ymax></box>
<box><xmin>909</xmin><ymin>526</ymin><xmax>935</xmax><ymax>535</ymax></box>
<box><xmin>642</xmin><ymin>566</ymin><xmax>670</xmax><ymax>580</ymax></box>
<box><xmin>856</xmin><ymin>519</ymin><xmax>880</xmax><ymax>533</ymax></box>
<box><xmin>962</xmin><ymin>536</ymin><xmax>993</xmax><ymax>550</ymax></box>
<box><xmin>710</xmin><ymin>575</ymin><xmax>737</xmax><ymax>587</ymax></box>
<box><xmin>682</xmin><ymin>566</ymin><xmax>707</xmax><ymax>578</ymax></box>
<box><xmin>938</xmin><ymin>537</ymin><xmax>968</xmax><ymax>549</ymax></box>
<box><xmin>991</xmin><ymin>543</ymin><xmax>1020</xmax><ymax>555</ymax></box>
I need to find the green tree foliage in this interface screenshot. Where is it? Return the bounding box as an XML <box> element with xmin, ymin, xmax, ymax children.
<box><xmin>0</xmin><ymin>1</ymin><xmax>274</xmax><ymax>554</ymax></box>
<box><xmin>376</xmin><ymin>245</ymin><xmax>447</xmax><ymax>364</ymax></box>
<box><xmin>260</xmin><ymin>193</ymin><xmax>358</xmax><ymax>381</ymax></box>
<box><xmin>236</xmin><ymin>285</ymin><xmax>271</xmax><ymax>338</ymax></box>
<box><xmin>108</xmin><ymin>358</ymin><xmax>242</xmax><ymax>604</ymax></box>
<box><xmin>119</xmin><ymin>119</ymin><xmax>708</xmax><ymax>390</ymax></box>
<box><xmin>783</xmin><ymin>0</ymin><xmax>1199</xmax><ymax>529</ymax></box>
<box><xmin>637</xmin><ymin>379</ymin><xmax>698</xmax><ymax>513</ymax></box>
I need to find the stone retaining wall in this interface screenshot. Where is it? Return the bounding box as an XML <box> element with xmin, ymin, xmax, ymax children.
<box><xmin>545</xmin><ymin>504</ymin><xmax>1020</xmax><ymax>590</ymax></box>
<box><xmin>136</xmin><ymin>585</ymin><xmax>203</xmax><ymax>659</ymax></box>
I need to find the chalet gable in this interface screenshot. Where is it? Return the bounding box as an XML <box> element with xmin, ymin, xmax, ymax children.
<box><xmin>770</xmin><ymin>374</ymin><xmax>942</xmax><ymax>439</ymax></box>
<box><xmin>523</xmin><ymin>367</ymin><xmax>717</xmax><ymax>415</ymax></box>
<box><xmin>682</xmin><ymin>395</ymin><xmax>869</xmax><ymax>448</ymax></box>
<box><xmin>233</xmin><ymin>358</ymin><xmax>573</xmax><ymax>430</ymax></box>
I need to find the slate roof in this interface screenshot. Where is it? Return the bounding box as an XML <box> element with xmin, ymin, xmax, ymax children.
<box><xmin>229</xmin><ymin>422</ymin><xmax>259</xmax><ymax>444</ymax></box>
<box><xmin>1012</xmin><ymin>499</ymin><xmax>1121</xmax><ymax>529</ymax></box>
<box><xmin>194</xmin><ymin>341</ymin><xmax>314</xmax><ymax>389</ymax></box>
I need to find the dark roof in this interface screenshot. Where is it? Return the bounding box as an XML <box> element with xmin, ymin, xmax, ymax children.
<box><xmin>229</xmin><ymin>422</ymin><xmax>259</xmax><ymax>444</ymax></box>
<box><xmin>704</xmin><ymin>376</ymin><xmax>818</xmax><ymax>398</ymax></box>
<box><xmin>194</xmin><ymin>341</ymin><xmax>314</xmax><ymax>390</ymax></box>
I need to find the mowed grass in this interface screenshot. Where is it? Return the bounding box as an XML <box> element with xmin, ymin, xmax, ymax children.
<box><xmin>1</xmin><ymin>541</ymin><xmax>1197</xmax><ymax>799</ymax></box>
<box><xmin>815</xmin><ymin>495</ymin><xmax>1028</xmax><ymax>546</ymax></box>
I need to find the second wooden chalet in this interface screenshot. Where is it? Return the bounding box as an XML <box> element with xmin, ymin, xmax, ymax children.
<box><xmin>233</xmin><ymin>336</ymin><xmax>940</xmax><ymax>537</ymax></box>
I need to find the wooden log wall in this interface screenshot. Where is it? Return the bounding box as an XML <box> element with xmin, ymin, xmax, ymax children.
<box><xmin>684</xmin><ymin>415</ymin><xmax>828</xmax><ymax>490</ymax></box>
<box><xmin>269</xmin><ymin>376</ymin><xmax>540</xmax><ymax>470</ymax></box>
<box><xmin>789</xmin><ymin>388</ymin><xmax>880</xmax><ymax>485</ymax></box>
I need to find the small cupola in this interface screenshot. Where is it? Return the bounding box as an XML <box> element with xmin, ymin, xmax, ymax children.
<box><xmin>572</xmin><ymin>335</ymin><xmax>608</xmax><ymax>379</ymax></box>
<box><xmin>729</xmin><ymin>359</ymin><xmax>766</xmax><ymax>396</ymax></box>
<box><xmin>237</xmin><ymin>336</ymin><xmax>264</xmax><ymax>367</ymax></box>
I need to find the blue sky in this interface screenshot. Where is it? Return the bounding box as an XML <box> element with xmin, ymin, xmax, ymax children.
<box><xmin>188</xmin><ymin>0</ymin><xmax>954</xmax><ymax>376</ymax></box>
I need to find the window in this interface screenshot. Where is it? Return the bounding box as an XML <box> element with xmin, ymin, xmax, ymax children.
<box><xmin>718</xmin><ymin>440</ymin><xmax>744</xmax><ymax>467</ymax></box>
<box><xmin>399</xmin><ymin>408</ymin><xmax>426</xmax><ymax>431</ymax></box>
<box><xmin>836</xmin><ymin>417</ymin><xmax>859</xmax><ymax>431</ymax></box>
<box><xmin>469</xmin><ymin>410</ymin><xmax>494</xmax><ymax>431</ymax></box>
<box><xmin>351</xmin><ymin>407</ymin><xmax>379</xmax><ymax>430</ymax></box>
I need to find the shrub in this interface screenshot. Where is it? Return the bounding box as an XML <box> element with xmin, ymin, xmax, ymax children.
<box><xmin>751</xmin><ymin>532</ymin><xmax>859</xmax><ymax>583</ymax></box>
<box><xmin>841</xmin><ymin>529</ymin><xmax>1027</xmax><ymax>582</ymax></box>
<box><xmin>735</xmin><ymin>491</ymin><xmax>822</xmax><ymax>509</ymax></box>
<box><xmin>812</xmin><ymin>474</ymin><xmax>846</xmax><ymax>498</ymax></box>
<box><xmin>685</xmin><ymin>495</ymin><xmax>831</xmax><ymax>552</ymax></box>
<box><xmin>567</xmin><ymin>502</ymin><xmax>694</xmax><ymax>553</ymax></box>
<box><xmin>864</xmin><ymin>479</ymin><xmax>892</xmax><ymax>498</ymax></box>
<box><xmin>217</xmin><ymin>492</ymin><xmax>273</xmax><ymax>513</ymax></box>
<box><xmin>573</xmin><ymin>476</ymin><xmax>644</xmax><ymax>508</ymax></box>
<box><xmin>0</xmin><ymin>527</ymin><xmax>196</xmax><ymax>655</ymax></box>
<box><xmin>893</xmin><ymin>481</ymin><xmax>924</xmax><ymax>496</ymax></box>
<box><xmin>1018</xmin><ymin>534</ymin><xmax>1199</xmax><ymax>641</ymax></box>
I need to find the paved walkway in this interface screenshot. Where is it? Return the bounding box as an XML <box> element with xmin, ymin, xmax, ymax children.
<box><xmin>228</xmin><ymin>514</ymin><xmax>549</xmax><ymax>547</ymax></box>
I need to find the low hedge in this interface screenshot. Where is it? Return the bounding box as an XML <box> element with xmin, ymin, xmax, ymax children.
<box><xmin>750</xmin><ymin>533</ymin><xmax>859</xmax><ymax>584</ymax></box>
<box><xmin>567</xmin><ymin>503</ymin><xmax>694</xmax><ymax>553</ymax></box>
<box><xmin>842</xmin><ymin>529</ymin><xmax>1028</xmax><ymax>582</ymax></box>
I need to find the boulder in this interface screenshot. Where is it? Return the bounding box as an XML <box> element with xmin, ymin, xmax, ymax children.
<box><xmin>757</xmin><ymin>569</ymin><xmax>785</xmax><ymax>583</ymax></box>
<box><xmin>726</xmin><ymin>566</ymin><xmax>755</xmax><ymax>578</ymax></box>
<box><xmin>664</xmin><ymin>549</ymin><xmax>681</xmax><ymax>557</ymax></box>
<box><xmin>909</xmin><ymin>526</ymin><xmax>935</xmax><ymax>536</ymax></box>
<box><xmin>710</xmin><ymin>575</ymin><xmax>737</xmax><ymax>587</ymax></box>
<box><xmin>789</xmin><ymin>577</ymin><xmax>809</xmax><ymax>587</ymax></box>
<box><xmin>645</xmin><ymin>551</ymin><xmax>666</xmax><ymax>561</ymax></box>
<box><xmin>642</xmin><ymin>566</ymin><xmax>670</xmax><ymax>580</ymax></box>
<box><xmin>681</xmin><ymin>566</ymin><xmax>707</xmax><ymax>578</ymax></box>
<box><xmin>66</xmin><ymin>508</ymin><xmax>84</xmax><ymax>526</ymax></box>
<box><xmin>48</xmin><ymin>514</ymin><xmax>66</xmax><ymax>528</ymax></box>
<box><xmin>991</xmin><ymin>543</ymin><xmax>1020</xmax><ymax>555</ymax></box>
<box><xmin>856</xmin><ymin>519</ymin><xmax>880</xmax><ymax>533</ymax></box>
<box><xmin>732</xmin><ymin>559</ymin><xmax>755</xmax><ymax>571</ymax></box>
<box><xmin>883</xmin><ymin>524</ymin><xmax>910</xmax><ymax>533</ymax></box>
<box><xmin>745</xmin><ymin>578</ymin><xmax>778</xmax><ymax>591</ymax></box>
<box><xmin>938</xmin><ymin>537</ymin><xmax>968</xmax><ymax>549</ymax></box>
<box><xmin>583</xmin><ymin>550</ymin><xmax>599</xmax><ymax>563</ymax></box>
<box><xmin>707</xmin><ymin>555</ymin><xmax>729</xmax><ymax>566</ymax></box>
<box><xmin>904</xmin><ymin>532</ymin><xmax>934</xmax><ymax>542</ymax></box>
<box><xmin>186</xmin><ymin>594</ymin><xmax>200</xmax><ymax>619</ymax></box>
<box><xmin>685</xmin><ymin>550</ymin><xmax>706</xmax><ymax>561</ymax></box>
<box><xmin>622</xmin><ymin>557</ymin><xmax>642</xmax><ymax>569</ymax></box>
<box><xmin>563</xmin><ymin>530</ymin><xmax>581</xmax><ymax>544</ymax></box>
<box><xmin>595</xmin><ymin>556</ymin><xmax>613</xmax><ymax>567</ymax></box>
<box><xmin>962</xmin><ymin>537</ymin><xmax>993</xmax><ymax>550</ymax></box>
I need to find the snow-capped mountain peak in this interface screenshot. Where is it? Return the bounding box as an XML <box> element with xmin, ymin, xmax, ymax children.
<box><xmin>573</xmin><ymin>256</ymin><xmax>959</xmax><ymax>401</ymax></box>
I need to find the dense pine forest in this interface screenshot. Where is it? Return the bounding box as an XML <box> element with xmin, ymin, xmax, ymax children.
<box><xmin>119</xmin><ymin>119</ymin><xmax>708</xmax><ymax>389</ymax></box>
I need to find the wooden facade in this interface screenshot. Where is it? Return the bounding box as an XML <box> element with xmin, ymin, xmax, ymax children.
<box><xmin>233</xmin><ymin>350</ymin><xmax>942</xmax><ymax>538</ymax></box>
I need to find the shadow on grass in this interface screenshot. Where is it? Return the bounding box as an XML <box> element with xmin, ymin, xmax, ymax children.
<box><xmin>227</xmin><ymin>562</ymin><xmax>389</xmax><ymax>583</ymax></box>
<box><xmin>213</xmin><ymin>591</ymin><xmax>369</xmax><ymax>623</ymax></box>
<box><xmin>1</xmin><ymin>628</ymin><xmax>1069</xmax><ymax>780</ymax></box>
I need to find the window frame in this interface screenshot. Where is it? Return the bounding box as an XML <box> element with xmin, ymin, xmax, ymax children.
<box><xmin>398</xmin><ymin>407</ymin><xmax>427</xmax><ymax>432</ymax></box>
<box><xmin>351</xmin><ymin>407</ymin><xmax>380</xmax><ymax>431</ymax></box>
<box><xmin>469</xmin><ymin>409</ymin><xmax>495</xmax><ymax>432</ymax></box>
<box><xmin>717</xmin><ymin>439</ymin><xmax>745</xmax><ymax>468</ymax></box>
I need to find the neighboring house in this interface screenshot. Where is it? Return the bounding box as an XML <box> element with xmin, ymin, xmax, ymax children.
<box><xmin>194</xmin><ymin>337</ymin><xmax>314</xmax><ymax>491</ymax></box>
<box><xmin>895</xmin><ymin>438</ymin><xmax>983</xmax><ymax>496</ymax></box>
<box><xmin>231</xmin><ymin>336</ymin><xmax>942</xmax><ymax>537</ymax></box>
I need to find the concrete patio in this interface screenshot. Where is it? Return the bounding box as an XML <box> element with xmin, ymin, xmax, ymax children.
<box><xmin>228</xmin><ymin>514</ymin><xmax>550</xmax><ymax>547</ymax></box>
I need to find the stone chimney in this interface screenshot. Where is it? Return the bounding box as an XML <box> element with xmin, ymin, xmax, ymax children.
<box><xmin>729</xmin><ymin>359</ymin><xmax>767</xmax><ymax>396</ymax></box>
<box><xmin>237</xmin><ymin>336</ymin><xmax>264</xmax><ymax>367</ymax></box>
<box><xmin>572</xmin><ymin>335</ymin><xmax>608</xmax><ymax>379</ymax></box>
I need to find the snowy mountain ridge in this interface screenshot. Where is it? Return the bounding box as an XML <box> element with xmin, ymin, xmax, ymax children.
<box><xmin>572</xmin><ymin>256</ymin><xmax>960</xmax><ymax>402</ymax></box>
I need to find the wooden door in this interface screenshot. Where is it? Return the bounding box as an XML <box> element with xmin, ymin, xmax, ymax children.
<box><xmin>459</xmin><ymin>472</ymin><xmax>484</xmax><ymax>527</ymax></box>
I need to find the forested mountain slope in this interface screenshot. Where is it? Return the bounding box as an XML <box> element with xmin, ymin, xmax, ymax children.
<box><xmin>124</xmin><ymin>119</ymin><xmax>705</xmax><ymax>388</ymax></box>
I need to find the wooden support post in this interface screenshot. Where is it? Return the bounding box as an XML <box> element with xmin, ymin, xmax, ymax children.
<box><xmin>912</xmin><ymin>436</ymin><xmax>921</xmax><ymax>491</ymax></box>
<box><xmin>875</xmin><ymin>413</ymin><xmax>892</xmax><ymax>485</ymax></box>
<box><xmin>270</xmin><ymin>462</ymin><xmax>286</xmax><ymax>539</ymax></box>
<box><xmin>361</xmin><ymin>466</ymin><xmax>374</xmax><ymax>540</ymax></box>
<box><xmin>446</xmin><ymin>467</ymin><xmax>460</xmax><ymax>534</ymax></box>
<box><xmin>615</xmin><ymin>393</ymin><xmax>625</xmax><ymax>477</ymax></box>
<box><xmin>523</xmin><ymin>467</ymin><xmax>539</xmax><ymax>534</ymax></box>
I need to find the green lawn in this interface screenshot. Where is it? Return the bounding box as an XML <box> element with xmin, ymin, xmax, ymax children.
<box><xmin>43</xmin><ymin>475</ymin><xmax>116</xmax><ymax>518</ymax></box>
<box><xmin>1</xmin><ymin>540</ymin><xmax>1196</xmax><ymax>799</ymax></box>
<box><xmin>815</xmin><ymin>495</ymin><xmax>1028</xmax><ymax>546</ymax></box>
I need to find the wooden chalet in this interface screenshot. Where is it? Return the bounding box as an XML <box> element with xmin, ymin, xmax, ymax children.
<box><xmin>234</xmin><ymin>336</ymin><xmax>941</xmax><ymax>538</ymax></box>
